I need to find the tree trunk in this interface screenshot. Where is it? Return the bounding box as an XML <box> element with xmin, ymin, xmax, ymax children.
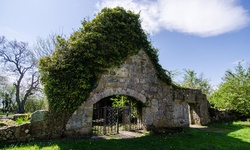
<box><xmin>15</xmin><ymin>83</ymin><xmax>22</xmax><ymax>113</ymax></box>
<box><xmin>17</xmin><ymin>102</ymin><xmax>25</xmax><ymax>114</ymax></box>
<box><xmin>15</xmin><ymin>74</ymin><xmax>26</xmax><ymax>114</ymax></box>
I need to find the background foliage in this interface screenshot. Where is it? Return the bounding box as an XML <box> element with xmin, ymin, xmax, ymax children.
<box><xmin>39</xmin><ymin>7</ymin><xmax>171</xmax><ymax>114</ymax></box>
<box><xmin>25</xmin><ymin>96</ymin><xmax>48</xmax><ymax>113</ymax></box>
<box><xmin>181</xmin><ymin>69</ymin><xmax>212</xmax><ymax>96</ymax></box>
<box><xmin>210</xmin><ymin>62</ymin><xmax>250</xmax><ymax>115</ymax></box>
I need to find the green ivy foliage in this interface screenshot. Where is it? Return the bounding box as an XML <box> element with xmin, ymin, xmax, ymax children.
<box><xmin>39</xmin><ymin>7</ymin><xmax>171</xmax><ymax>114</ymax></box>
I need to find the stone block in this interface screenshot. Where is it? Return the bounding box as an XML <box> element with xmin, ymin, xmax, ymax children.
<box><xmin>168</xmin><ymin>105</ymin><xmax>173</xmax><ymax>112</ymax></box>
<box><xmin>139</xmin><ymin>79</ymin><xmax>146</xmax><ymax>84</ymax></box>
<box><xmin>119</xmin><ymin>78</ymin><xmax>125</xmax><ymax>82</ymax></box>
<box><xmin>136</xmin><ymin>85</ymin><xmax>143</xmax><ymax>91</ymax></box>
<box><xmin>151</xmin><ymin>99</ymin><xmax>158</xmax><ymax>106</ymax></box>
<box><xmin>142</xmin><ymin>84</ymin><xmax>149</xmax><ymax>91</ymax></box>
<box><xmin>110</xmin><ymin>70</ymin><xmax>116</xmax><ymax>75</ymax></box>
<box><xmin>150</xmin><ymin>86</ymin><xmax>157</xmax><ymax>92</ymax></box>
<box><xmin>31</xmin><ymin>110</ymin><xmax>49</xmax><ymax>123</ymax></box>
<box><xmin>145</xmin><ymin>114</ymin><xmax>153</xmax><ymax>125</ymax></box>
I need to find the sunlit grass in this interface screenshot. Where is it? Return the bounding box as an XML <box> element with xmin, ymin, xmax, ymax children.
<box><xmin>3</xmin><ymin>144</ymin><xmax>59</xmax><ymax>150</ymax></box>
<box><xmin>227</xmin><ymin>121</ymin><xmax>250</xmax><ymax>143</ymax></box>
<box><xmin>0</xmin><ymin>112</ymin><xmax>14</xmax><ymax>116</ymax></box>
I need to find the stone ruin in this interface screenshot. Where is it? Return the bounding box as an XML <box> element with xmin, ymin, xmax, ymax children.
<box><xmin>0</xmin><ymin>50</ymin><xmax>210</xmax><ymax>142</ymax></box>
<box><xmin>65</xmin><ymin>50</ymin><xmax>210</xmax><ymax>136</ymax></box>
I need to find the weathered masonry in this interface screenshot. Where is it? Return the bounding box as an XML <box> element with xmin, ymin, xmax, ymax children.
<box><xmin>65</xmin><ymin>50</ymin><xmax>211</xmax><ymax>135</ymax></box>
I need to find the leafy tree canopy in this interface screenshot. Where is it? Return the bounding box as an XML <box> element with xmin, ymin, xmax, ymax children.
<box><xmin>181</xmin><ymin>69</ymin><xmax>212</xmax><ymax>96</ymax></box>
<box><xmin>210</xmin><ymin>62</ymin><xmax>250</xmax><ymax>115</ymax></box>
<box><xmin>39</xmin><ymin>7</ymin><xmax>171</xmax><ymax>114</ymax></box>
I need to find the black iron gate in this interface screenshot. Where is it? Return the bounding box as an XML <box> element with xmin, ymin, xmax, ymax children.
<box><xmin>92</xmin><ymin>106</ymin><xmax>142</xmax><ymax>135</ymax></box>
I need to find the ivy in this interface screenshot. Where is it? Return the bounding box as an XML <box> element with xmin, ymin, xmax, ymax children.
<box><xmin>39</xmin><ymin>7</ymin><xmax>172</xmax><ymax>114</ymax></box>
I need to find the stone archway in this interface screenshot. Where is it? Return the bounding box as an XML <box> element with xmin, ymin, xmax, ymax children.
<box><xmin>89</xmin><ymin>88</ymin><xmax>148</xmax><ymax>135</ymax></box>
<box><xmin>86</xmin><ymin>88</ymin><xmax>147</xmax><ymax>107</ymax></box>
<box><xmin>88</xmin><ymin>89</ymin><xmax>147</xmax><ymax>134</ymax></box>
<box><xmin>65</xmin><ymin>88</ymin><xmax>148</xmax><ymax>135</ymax></box>
<box><xmin>92</xmin><ymin>94</ymin><xmax>144</xmax><ymax>135</ymax></box>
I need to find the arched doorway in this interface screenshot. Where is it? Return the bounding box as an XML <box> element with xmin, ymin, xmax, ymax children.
<box><xmin>92</xmin><ymin>95</ymin><xmax>143</xmax><ymax>135</ymax></box>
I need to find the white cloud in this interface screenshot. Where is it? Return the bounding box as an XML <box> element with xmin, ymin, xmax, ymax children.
<box><xmin>96</xmin><ymin>0</ymin><xmax>250</xmax><ymax>37</ymax></box>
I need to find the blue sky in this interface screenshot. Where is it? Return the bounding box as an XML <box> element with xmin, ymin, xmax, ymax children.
<box><xmin>0</xmin><ymin>0</ymin><xmax>250</xmax><ymax>86</ymax></box>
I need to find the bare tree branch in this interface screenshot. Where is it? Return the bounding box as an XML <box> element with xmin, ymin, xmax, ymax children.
<box><xmin>23</xmin><ymin>72</ymin><xmax>40</xmax><ymax>106</ymax></box>
<box><xmin>0</xmin><ymin>36</ymin><xmax>5</xmax><ymax>44</ymax></box>
<box><xmin>33</xmin><ymin>31</ymin><xmax>65</xmax><ymax>60</ymax></box>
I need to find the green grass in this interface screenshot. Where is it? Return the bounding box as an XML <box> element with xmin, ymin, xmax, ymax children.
<box><xmin>0</xmin><ymin>121</ymin><xmax>249</xmax><ymax>150</ymax></box>
<box><xmin>0</xmin><ymin>112</ymin><xmax>14</xmax><ymax>117</ymax></box>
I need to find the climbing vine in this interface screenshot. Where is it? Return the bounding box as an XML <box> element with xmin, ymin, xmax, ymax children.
<box><xmin>39</xmin><ymin>7</ymin><xmax>171</xmax><ymax>114</ymax></box>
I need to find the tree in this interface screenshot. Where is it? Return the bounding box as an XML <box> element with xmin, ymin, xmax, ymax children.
<box><xmin>110</xmin><ymin>95</ymin><xmax>142</xmax><ymax>119</ymax></box>
<box><xmin>0</xmin><ymin>73</ymin><xmax>7</xmax><ymax>88</ymax></box>
<box><xmin>196</xmin><ymin>73</ymin><xmax>212</xmax><ymax>95</ymax></box>
<box><xmin>0</xmin><ymin>74</ymin><xmax>8</xmax><ymax>111</ymax></box>
<box><xmin>110</xmin><ymin>95</ymin><xmax>129</xmax><ymax>108</ymax></box>
<box><xmin>0</xmin><ymin>83</ymin><xmax>16</xmax><ymax>113</ymax></box>
<box><xmin>182</xmin><ymin>69</ymin><xmax>198</xmax><ymax>89</ymax></box>
<box><xmin>210</xmin><ymin>62</ymin><xmax>250</xmax><ymax>115</ymax></box>
<box><xmin>0</xmin><ymin>36</ymin><xmax>40</xmax><ymax>113</ymax></box>
<box><xmin>182</xmin><ymin>69</ymin><xmax>212</xmax><ymax>95</ymax></box>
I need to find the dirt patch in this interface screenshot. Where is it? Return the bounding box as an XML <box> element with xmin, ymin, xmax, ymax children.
<box><xmin>91</xmin><ymin>131</ymin><xmax>147</xmax><ymax>140</ymax></box>
<box><xmin>190</xmin><ymin>125</ymin><xmax>230</xmax><ymax>133</ymax></box>
<box><xmin>197</xmin><ymin>127</ymin><xmax>230</xmax><ymax>133</ymax></box>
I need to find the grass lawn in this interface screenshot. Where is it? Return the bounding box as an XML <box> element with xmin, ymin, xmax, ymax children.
<box><xmin>0</xmin><ymin>112</ymin><xmax>14</xmax><ymax>117</ymax></box>
<box><xmin>0</xmin><ymin>121</ymin><xmax>249</xmax><ymax>150</ymax></box>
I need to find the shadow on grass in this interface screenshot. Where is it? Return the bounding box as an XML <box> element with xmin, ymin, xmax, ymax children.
<box><xmin>0</xmin><ymin>122</ymin><xmax>250</xmax><ymax>150</ymax></box>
